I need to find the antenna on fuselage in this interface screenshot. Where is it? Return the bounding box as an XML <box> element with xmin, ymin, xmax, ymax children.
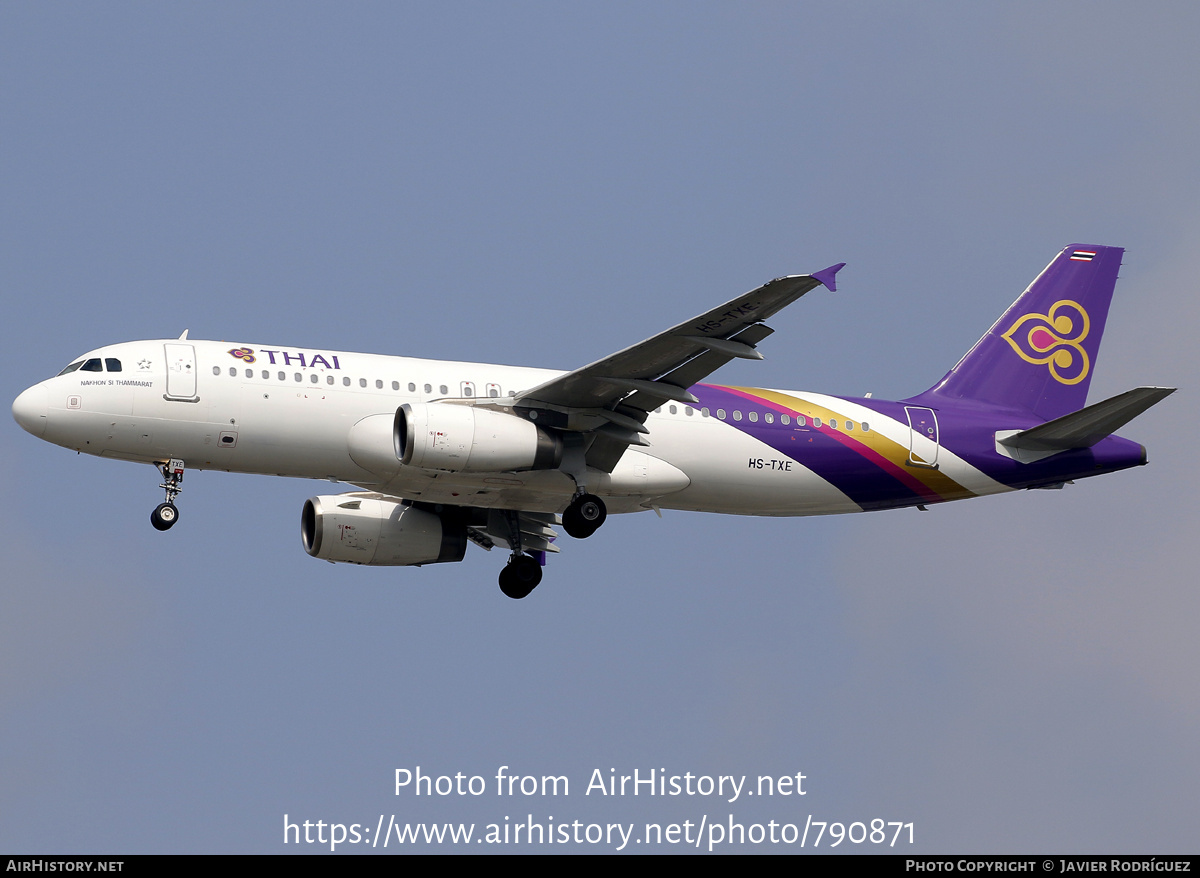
<box><xmin>178</xmin><ymin>330</ymin><xmax>189</xmax><ymax>340</ymax></box>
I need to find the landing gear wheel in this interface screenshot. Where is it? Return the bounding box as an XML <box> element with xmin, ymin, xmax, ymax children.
<box><xmin>150</xmin><ymin>502</ymin><xmax>179</xmax><ymax>531</ymax></box>
<box><xmin>562</xmin><ymin>493</ymin><xmax>606</xmax><ymax>539</ymax></box>
<box><xmin>498</xmin><ymin>555</ymin><xmax>543</xmax><ymax>599</ymax></box>
<box><xmin>152</xmin><ymin>459</ymin><xmax>185</xmax><ymax>531</ymax></box>
<box><xmin>562</xmin><ymin>508</ymin><xmax>595</xmax><ymax>538</ymax></box>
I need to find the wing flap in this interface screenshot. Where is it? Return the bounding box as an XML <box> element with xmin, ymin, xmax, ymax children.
<box><xmin>470</xmin><ymin>510</ymin><xmax>562</xmax><ymax>554</ymax></box>
<box><xmin>618</xmin><ymin>323</ymin><xmax>778</xmax><ymax>413</ymax></box>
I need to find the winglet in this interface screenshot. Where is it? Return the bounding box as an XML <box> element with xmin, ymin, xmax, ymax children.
<box><xmin>811</xmin><ymin>263</ymin><xmax>845</xmax><ymax>292</ymax></box>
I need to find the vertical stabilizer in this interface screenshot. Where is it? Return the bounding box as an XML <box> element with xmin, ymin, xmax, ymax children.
<box><xmin>915</xmin><ymin>244</ymin><xmax>1123</xmax><ymax>420</ymax></box>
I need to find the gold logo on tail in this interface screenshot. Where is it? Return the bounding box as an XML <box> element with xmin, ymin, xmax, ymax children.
<box><xmin>1001</xmin><ymin>299</ymin><xmax>1090</xmax><ymax>385</ymax></box>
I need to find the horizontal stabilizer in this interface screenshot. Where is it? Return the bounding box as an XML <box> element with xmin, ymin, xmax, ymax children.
<box><xmin>999</xmin><ymin>386</ymin><xmax>1175</xmax><ymax>454</ymax></box>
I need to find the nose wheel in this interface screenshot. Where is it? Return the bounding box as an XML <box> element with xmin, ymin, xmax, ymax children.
<box><xmin>562</xmin><ymin>493</ymin><xmax>606</xmax><ymax>539</ymax></box>
<box><xmin>151</xmin><ymin>502</ymin><xmax>179</xmax><ymax>531</ymax></box>
<box><xmin>151</xmin><ymin>459</ymin><xmax>185</xmax><ymax>531</ymax></box>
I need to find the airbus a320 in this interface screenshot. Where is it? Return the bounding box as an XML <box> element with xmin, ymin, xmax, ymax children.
<box><xmin>13</xmin><ymin>244</ymin><xmax>1172</xmax><ymax>598</ymax></box>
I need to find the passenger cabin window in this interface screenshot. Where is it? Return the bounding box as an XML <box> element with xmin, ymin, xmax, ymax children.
<box><xmin>57</xmin><ymin>361</ymin><xmax>84</xmax><ymax>376</ymax></box>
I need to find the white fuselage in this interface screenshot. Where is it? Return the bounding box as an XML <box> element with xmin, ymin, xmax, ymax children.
<box><xmin>15</xmin><ymin>337</ymin><xmax>1011</xmax><ymax>518</ymax></box>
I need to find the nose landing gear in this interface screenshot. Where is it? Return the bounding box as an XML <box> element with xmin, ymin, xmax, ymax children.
<box><xmin>151</xmin><ymin>459</ymin><xmax>185</xmax><ymax>531</ymax></box>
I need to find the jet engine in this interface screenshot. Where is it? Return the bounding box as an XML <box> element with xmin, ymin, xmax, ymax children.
<box><xmin>395</xmin><ymin>402</ymin><xmax>562</xmax><ymax>473</ymax></box>
<box><xmin>301</xmin><ymin>495</ymin><xmax>467</xmax><ymax>566</ymax></box>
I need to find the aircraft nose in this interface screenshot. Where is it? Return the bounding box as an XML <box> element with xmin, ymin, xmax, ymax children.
<box><xmin>12</xmin><ymin>383</ymin><xmax>49</xmax><ymax>437</ymax></box>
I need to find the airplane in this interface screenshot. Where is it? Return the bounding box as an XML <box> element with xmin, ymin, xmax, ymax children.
<box><xmin>12</xmin><ymin>243</ymin><xmax>1174</xmax><ymax>599</ymax></box>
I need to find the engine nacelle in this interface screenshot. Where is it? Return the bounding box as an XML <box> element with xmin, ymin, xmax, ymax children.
<box><xmin>301</xmin><ymin>495</ymin><xmax>467</xmax><ymax>566</ymax></box>
<box><xmin>396</xmin><ymin>402</ymin><xmax>562</xmax><ymax>473</ymax></box>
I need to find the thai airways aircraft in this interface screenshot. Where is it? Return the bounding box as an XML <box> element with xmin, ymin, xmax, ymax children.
<box><xmin>12</xmin><ymin>244</ymin><xmax>1173</xmax><ymax>598</ymax></box>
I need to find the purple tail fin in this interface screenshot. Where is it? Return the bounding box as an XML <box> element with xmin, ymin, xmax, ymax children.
<box><xmin>912</xmin><ymin>244</ymin><xmax>1123</xmax><ymax>420</ymax></box>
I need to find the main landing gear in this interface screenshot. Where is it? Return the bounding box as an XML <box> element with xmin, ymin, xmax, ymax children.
<box><xmin>498</xmin><ymin>553</ymin><xmax>542</xmax><ymax>600</ymax></box>
<box><xmin>496</xmin><ymin>507</ymin><xmax>544</xmax><ymax>599</ymax></box>
<box><xmin>562</xmin><ymin>492</ymin><xmax>606</xmax><ymax>539</ymax></box>
<box><xmin>150</xmin><ymin>459</ymin><xmax>185</xmax><ymax>531</ymax></box>
<box><xmin>492</xmin><ymin>494</ymin><xmax>606</xmax><ymax>599</ymax></box>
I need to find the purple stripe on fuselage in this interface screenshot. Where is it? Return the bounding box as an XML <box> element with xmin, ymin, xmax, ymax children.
<box><xmin>691</xmin><ymin>384</ymin><xmax>935</xmax><ymax>510</ymax></box>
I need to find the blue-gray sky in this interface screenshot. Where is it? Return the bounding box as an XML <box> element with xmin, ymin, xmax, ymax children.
<box><xmin>3</xmin><ymin>2</ymin><xmax>1197</xmax><ymax>853</ymax></box>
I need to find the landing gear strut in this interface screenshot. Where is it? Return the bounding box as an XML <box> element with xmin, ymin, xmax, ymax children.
<box><xmin>498</xmin><ymin>553</ymin><xmax>542</xmax><ymax>600</ymax></box>
<box><xmin>151</xmin><ymin>458</ymin><xmax>185</xmax><ymax>531</ymax></box>
<box><xmin>496</xmin><ymin>508</ymin><xmax>544</xmax><ymax>599</ymax></box>
<box><xmin>562</xmin><ymin>492</ymin><xmax>606</xmax><ymax>539</ymax></box>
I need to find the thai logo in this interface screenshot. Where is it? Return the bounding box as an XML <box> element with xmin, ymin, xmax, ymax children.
<box><xmin>228</xmin><ymin>347</ymin><xmax>256</xmax><ymax>364</ymax></box>
<box><xmin>1001</xmin><ymin>299</ymin><xmax>1090</xmax><ymax>385</ymax></box>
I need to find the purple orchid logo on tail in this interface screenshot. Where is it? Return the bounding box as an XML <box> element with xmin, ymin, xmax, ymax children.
<box><xmin>1001</xmin><ymin>299</ymin><xmax>1090</xmax><ymax>385</ymax></box>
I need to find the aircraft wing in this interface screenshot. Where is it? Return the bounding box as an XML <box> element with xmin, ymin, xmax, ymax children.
<box><xmin>507</xmin><ymin>265</ymin><xmax>844</xmax><ymax>471</ymax></box>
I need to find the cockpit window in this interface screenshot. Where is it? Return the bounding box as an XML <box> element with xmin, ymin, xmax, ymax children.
<box><xmin>80</xmin><ymin>358</ymin><xmax>103</xmax><ymax>372</ymax></box>
<box><xmin>105</xmin><ymin>358</ymin><xmax>122</xmax><ymax>372</ymax></box>
<box><xmin>56</xmin><ymin>360</ymin><xmax>84</xmax><ymax>376</ymax></box>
